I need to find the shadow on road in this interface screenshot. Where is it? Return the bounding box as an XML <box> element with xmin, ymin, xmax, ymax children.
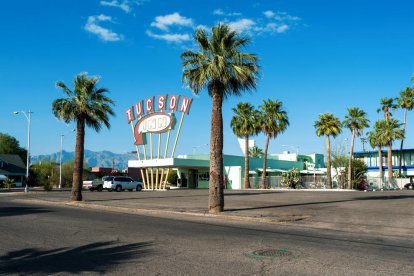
<box><xmin>0</xmin><ymin>241</ymin><xmax>153</xmax><ymax>274</ymax></box>
<box><xmin>0</xmin><ymin>206</ymin><xmax>52</xmax><ymax>217</ymax></box>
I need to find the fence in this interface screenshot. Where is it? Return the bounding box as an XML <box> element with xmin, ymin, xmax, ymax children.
<box><xmin>244</xmin><ymin>175</ymin><xmax>407</xmax><ymax>190</ymax></box>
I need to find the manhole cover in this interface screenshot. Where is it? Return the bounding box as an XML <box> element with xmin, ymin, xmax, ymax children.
<box><xmin>246</xmin><ymin>248</ymin><xmax>292</xmax><ymax>260</ymax></box>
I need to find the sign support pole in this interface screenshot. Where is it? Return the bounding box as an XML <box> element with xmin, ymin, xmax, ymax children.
<box><xmin>130</xmin><ymin>122</ymin><xmax>147</xmax><ymax>190</ymax></box>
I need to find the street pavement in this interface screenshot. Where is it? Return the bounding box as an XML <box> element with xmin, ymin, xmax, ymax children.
<box><xmin>5</xmin><ymin>188</ymin><xmax>414</xmax><ymax>238</ymax></box>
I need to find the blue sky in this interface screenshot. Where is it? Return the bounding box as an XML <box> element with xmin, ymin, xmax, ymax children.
<box><xmin>1</xmin><ymin>0</ymin><xmax>413</xmax><ymax>158</ymax></box>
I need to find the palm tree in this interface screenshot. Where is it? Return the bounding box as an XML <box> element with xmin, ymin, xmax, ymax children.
<box><xmin>367</xmin><ymin>120</ymin><xmax>388</xmax><ymax>179</ymax></box>
<box><xmin>181</xmin><ymin>24</ymin><xmax>259</xmax><ymax>213</ymax></box>
<box><xmin>231</xmin><ymin>102</ymin><xmax>260</xmax><ymax>189</ymax></box>
<box><xmin>343</xmin><ymin>107</ymin><xmax>370</xmax><ymax>189</ymax></box>
<box><xmin>376</xmin><ymin>97</ymin><xmax>397</xmax><ymax>121</ymax></box>
<box><xmin>249</xmin><ymin>146</ymin><xmax>263</xmax><ymax>158</ymax></box>
<box><xmin>396</xmin><ymin>87</ymin><xmax>414</xmax><ymax>175</ymax></box>
<box><xmin>52</xmin><ymin>73</ymin><xmax>115</xmax><ymax>201</ymax></box>
<box><xmin>380</xmin><ymin>118</ymin><xmax>405</xmax><ymax>178</ymax></box>
<box><xmin>314</xmin><ymin>113</ymin><xmax>342</xmax><ymax>189</ymax></box>
<box><xmin>259</xmin><ymin>100</ymin><xmax>289</xmax><ymax>189</ymax></box>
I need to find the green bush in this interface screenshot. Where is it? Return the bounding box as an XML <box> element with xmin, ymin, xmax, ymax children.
<box><xmin>167</xmin><ymin>170</ymin><xmax>178</xmax><ymax>185</ymax></box>
<box><xmin>3</xmin><ymin>178</ymin><xmax>15</xmax><ymax>189</ymax></box>
<box><xmin>281</xmin><ymin>169</ymin><xmax>302</xmax><ymax>189</ymax></box>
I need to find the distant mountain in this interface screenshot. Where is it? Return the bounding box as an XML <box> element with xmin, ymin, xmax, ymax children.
<box><xmin>31</xmin><ymin>150</ymin><xmax>135</xmax><ymax>170</ymax></box>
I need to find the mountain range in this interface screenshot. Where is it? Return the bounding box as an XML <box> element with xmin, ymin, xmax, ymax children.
<box><xmin>31</xmin><ymin>150</ymin><xmax>135</xmax><ymax>170</ymax></box>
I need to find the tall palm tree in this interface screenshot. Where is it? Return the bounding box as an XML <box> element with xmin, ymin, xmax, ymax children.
<box><xmin>231</xmin><ymin>102</ymin><xmax>260</xmax><ymax>189</ymax></box>
<box><xmin>259</xmin><ymin>99</ymin><xmax>289</xmax><ymax>189</ymax></box>
<box><xmin>314</xmin><ymin>113</ymin><xmax>342</xmax><ymax>189</ymax></box>
<box><xmin>396</xmin><ymin>87</ymin><xmax>414</xmax><ymax>175</ymax></box>
<box><xmin>376</xmin><ymin>97</ymin><xmax>397</xmax><ymax>121</ymax></box>
<box><xmin>343</xmin><ymin>107</ymin><xmax>370</xmax><ymax>189</ymax></box>
<box><xmin>52</xmin><ymin>73</ymin><xmax>115</xmax><ymax>201</ymax></box>
<box><xmin>249</xmin><ymin>146</ymin><xmax>263</xmax><ymax>158</ymax></box>
<box><xmin>181</xmin><ymin>24</ymin><xmax>259</xmax><ymax>213</ymax></box>
<box><xmin>381</xmin><ymin>118</ymin><xmax>405</xmax><ymax>178</ymax></box>
<box><xmin>367</xmin><ymin>120</ymin><xmax>388</xmax><ymax>178</ymax></box>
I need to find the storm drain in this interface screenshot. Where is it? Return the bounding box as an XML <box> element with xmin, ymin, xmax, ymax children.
<box><xmin>245</xmin><ymin>248</ymin><xmax>292</xmax><ymax>260</ymax></box>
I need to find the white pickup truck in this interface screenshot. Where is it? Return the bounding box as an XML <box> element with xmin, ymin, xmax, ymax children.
<box><xmin>82</xmin><ymin>176</ymin><xmax>111</xmax><ymax>191</ymax></box>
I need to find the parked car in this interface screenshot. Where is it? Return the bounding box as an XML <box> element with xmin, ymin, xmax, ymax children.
<box><xmin>83</xmin><ymin>176</ymin><xmax>113</xmax><ymax>191</ymax></box>
<box><xmin>103</xmin><ymin>176</ymin><xmax>143</xmax><ymax>192</ymax></box>
<box><xmin>404</xmin><ymin>182</ymin><xmax>414</xmax><ymax>190</ymax></box>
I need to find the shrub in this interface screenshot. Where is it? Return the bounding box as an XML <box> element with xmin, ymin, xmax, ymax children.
<box><xmin>3</xmin><ymin>178</ymin><xmax>15</xmax><ymax>189</ymax></box>
<box><xmin>167</xmin><ymin>170</ymin><xmax>178</xmax><ymax>185</ymax></box>
<box><xmin>281</xmin><ymin>169</ymin><xmax>302</xmax><ymax>189</ymax></box>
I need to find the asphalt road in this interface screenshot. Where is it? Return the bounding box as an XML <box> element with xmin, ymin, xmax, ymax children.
<box><xmin>0</xmin><ymin>197</ymin><xmax>413</xmax><ymax>275</ymax></box>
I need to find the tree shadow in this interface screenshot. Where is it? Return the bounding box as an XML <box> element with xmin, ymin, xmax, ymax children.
<box><xmin>0</xmin><ymin>206</ymin><xmax>52</xmax><ymax>217</ymax></box>
<box><xmin>0</xmin><ymin>241</ymin><xmax>154</xmax><ymax>274</ymax></box>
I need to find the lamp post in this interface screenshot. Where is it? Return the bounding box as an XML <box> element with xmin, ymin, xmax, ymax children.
<box><xmin>14</xmin><ymin>110</ymin><xmax>33</xmax><ymax>192</ymax></box>
<box><xmin>59</xmin><ymin>129</ymin><xmax>75</xmax><ymax>189</ymax></box>
<box><xmin>281</xmin><ymin>144</ymin><xmax>299</xmax><ymax>155</ymax></box>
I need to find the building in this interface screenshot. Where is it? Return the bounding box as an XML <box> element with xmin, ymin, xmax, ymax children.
<box><xmin>354</xmin><ymin>148</ymin><xmax>414</xmax><ymax>176</ymax></box>
<box><xmin>0</xmin><ymin>154</ymin><xmax>26</xmax><ymax>187</ymax></box>
<box><xmin>128</xmin><ymin>152</ymin><xmax>325</xmax><ymax>189</ymax></box>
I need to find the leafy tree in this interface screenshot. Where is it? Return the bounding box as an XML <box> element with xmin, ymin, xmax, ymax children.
<box><xmin>0</xmin><ymin>133</ymin><xmax>27</xmax><ymax>164</ymax></box>
<box><xmin>52</xmin><ymin>73</ymin><xmax>115</xmax><ymax>201</ymax></box>
<box><xmin>231</xmin><ymin>102</ymin><xmax>260</xmax><ymax>189</ymax></box>
<box><xmin>343</xmin><ymin>107</ymin><xmax>369</xmax><ymax>189</ymax></box>
<box><xmin>330</xmin><ymin>143</ymin><xmax>349</xmax><ymax>188</ymax></box>
<box><xmin>259</xmin><ymin>99</ymin><xmax>289</xmax><ymax>189</ymax></box>
<box><xmin>181</xmin><ymin>24</ymin><xmax>259</xmax><ymax>213</ymax></box>
<box><xmin>281</xmin><ymin>168</ymin><xmax>301</xmax><ymax>189</ymax></box>
<box><xmin>376</xmin><ymin>97</ymin><xmax>397</xmax><ymax>121</ymax></box>
<box><xmin>249</xmin><ymin>146</ymin><xmax>263</xmax><ymax>158</ymax></box>
<box><xmin>379</xmin><ymin>118</ymin><xmax>405</xmax><ymax>178</ymax></box>
<box><xmin>314</xmin><ymin>113</ymin><xmax>342</xmax><ymax>189</ymax></box>
<box><xmin>367</xmin><ymin>120</ymin><xmax>388</xmax><ymax>178</ymax></box>
<box><xmin>31</xmin><ymin>160</ymin><xmax>58</xmax><ymax>190</ymax></box>
<box><xmin>396</xmin><ymin>87</ymin><xmax>414</xmax><ymax>175</ymax></box>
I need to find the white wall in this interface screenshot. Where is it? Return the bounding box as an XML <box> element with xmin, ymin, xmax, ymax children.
<box><xmin>225</xmin><ymin>166</ymin><xmax>242</xmax><ymax>189</ymax></box>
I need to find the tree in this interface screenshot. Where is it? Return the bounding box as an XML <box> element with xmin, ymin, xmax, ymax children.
<box><xmin>396</xmin><ymin>87</ymin><xmax>414</xmax><ymax>175</ymax></box>
<box><xmin>380</xmin><ymin>118</ymin><xmax>405</xmax><ymax>178</ymax></box>
<box><xmin>249</xmin><ymin>146</ymin><xmax>263</xmax><ymax>158</ymax></box>
<box><xmin>314</xmin><ymin>113</ymin><xmax>342</xmax><ymax>189</ymax></box>
<box><xmin>367</xmin><ymin>120</ymin><xmax>388</xmax><ymax>178</ymax></box>
<box><xmin>259</xmin><ymin>99</ymin><xmax>289</xmax><ymax>189</ymax></box>
<box><xmin>0</xmin><ymin>133</ymin><xmax>27</xmax><ymax>164</ymax></box>
<box><xmin>344</xmin><ymin>159</ymin><xmax>368</xmax><ymax>190</ymax></box>
<box><xmin>231</xmin><ymin>102</ymin><xmax>260</xmax><ymax>189</ymax></box>
<box><xmin>376</xmin><ymin>97</ymin><xmax>397</xmax><ymax>121</ymax></box>
<box><xmin>52</xmin><ymin>73</ymin><xmax>115</xmax><ymax>201</ymax></box>
<box><xmin>343</xmin><ymin>107</ymin><xmax>370</xmax><ymax>189</ymax></box>
<box><xmin>181</xmin><ymin>24</ymin><xmax>259</xmax><ymax>213</ymax></box>
<box><xmin>330</xmin><ymin>143</ymin><xmax>349</xmax><ymax>188</ymax></box>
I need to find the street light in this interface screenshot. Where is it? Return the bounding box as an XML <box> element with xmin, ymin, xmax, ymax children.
<box><xmin>60</xmin><ymin>129</ymin><xmax>75</xmax><ymax>189</ymax></box>
<box><xmin>14</xmin><ymin>110</ymin><xmax>33</xmax><ymax>192</ymax></box>
<box><xmin>192</xmin><ymin>143</ymin><xmax>208</xmax><ymax>154</ymax></box>
<box><xmin>281</xmin><ymin>144</ymin><xmax>299</xmax><ymax>155</ymax></box>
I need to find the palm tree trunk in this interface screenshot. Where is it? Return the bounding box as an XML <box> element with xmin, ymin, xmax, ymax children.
<box><xmin>261</xmin><ymin>134</ymin><xmax>270</xmax><ymax>189</ymax></box>
<box><xmin>326</xmin><ymin>135</ymin><xmax>332</xmax><ymax>189</ymax></box>
<box><xmin>209</xmin><ymin>89</ymin><xmax>224</xmax><ymax>214</ymax></box>
<box><xmin>378</xmin><ymin>146</ymin><xmax>383</xmax><ymax>178</ymax></box>
<box><xmin>398</xmin><ymin>109</ymin><xmax>407</xmax><ymax>176</ymax></box>
<box><xmin>387</xmin><ymin>143</ymin><xmax>393</xmax><ymax>179</ymax></box>
<box><xmin>71</xmin><ymin>118</ymin><xmax>85</xmax><ymax>201</ymax></box>
<box><xmin>347</xmin><ymin>129</ymin><xmax>356</xmax><ymax>189</ymax></box>
<box><xmin>244</xmin><ymin>135</ymin><xmax>250</xmax><ymax>189</ymax></box>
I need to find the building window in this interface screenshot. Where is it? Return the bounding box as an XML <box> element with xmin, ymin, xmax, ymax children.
<box><xmin>198</xmin><ymin>172</ymin><xmax>209</xmax><ymax>181</ymax></box>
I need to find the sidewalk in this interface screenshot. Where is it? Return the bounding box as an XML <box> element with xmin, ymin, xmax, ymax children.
<box><xmin>7</xmin><ymin>188</ymin><xmax>414</xmax><ymax>238</ymax></box>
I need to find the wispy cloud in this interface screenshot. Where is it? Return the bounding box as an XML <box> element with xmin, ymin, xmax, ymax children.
<box><xmin>84</xmin><ymin>14</ymin><xmax>123</xmax><ymax>42</ymax></box>
<box><xmin>146</xmin><ymin>30</ymin><xmax>190</xmax><ymax>43</ymax></box>
<box><xmin>228</xmin><ymin>19</ymin><xmax>256</xmax><ymax>33</ymax></box>
<box><xmin>150</xmin><ymin>12</ymin><xmax>193</xmax><ymax>31</ymax></box>
<box><xmin>213</xmin><ymin>9</ymin><xmax>241</xmax><ymax>17</ymax></box>
<box><xmin>100</xmin><ymin>0</ymin><xmax>131</xmax><ymax>13</ymax></box>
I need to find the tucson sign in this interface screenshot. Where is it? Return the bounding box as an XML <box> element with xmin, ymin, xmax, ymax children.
<box><xmin>125</xmin><ymin>95</ymin><xmax>193</xmax><ymax>190</ymax></box>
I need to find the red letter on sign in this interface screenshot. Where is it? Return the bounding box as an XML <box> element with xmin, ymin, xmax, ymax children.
<box><xmin>145</xmin><ymin>97</ymin><xmax>154</xmax><ymax>113</ymax></box>
<box><xmin>135</xmin><ymin>101</ymin><xmax>143</xmax><ymax>117</ymax></box>
<box><xmin>179</xmin><ymin>96</ymin><xmax>192</xmax><ymax>114</ymax></box>
<box><xmin>158</xmin><ymin>95</ymin><xmax>167</xmax><ymax>111</ymax></box>
<box><xmin>125</xmin><ymin>107</ymin><xmax>134</xmax><ymax>123</ymax></box>
<box><xmin>168</xmin><ymin>95</ymin><xmax>180</xmax><ymax>111</ymax></box>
